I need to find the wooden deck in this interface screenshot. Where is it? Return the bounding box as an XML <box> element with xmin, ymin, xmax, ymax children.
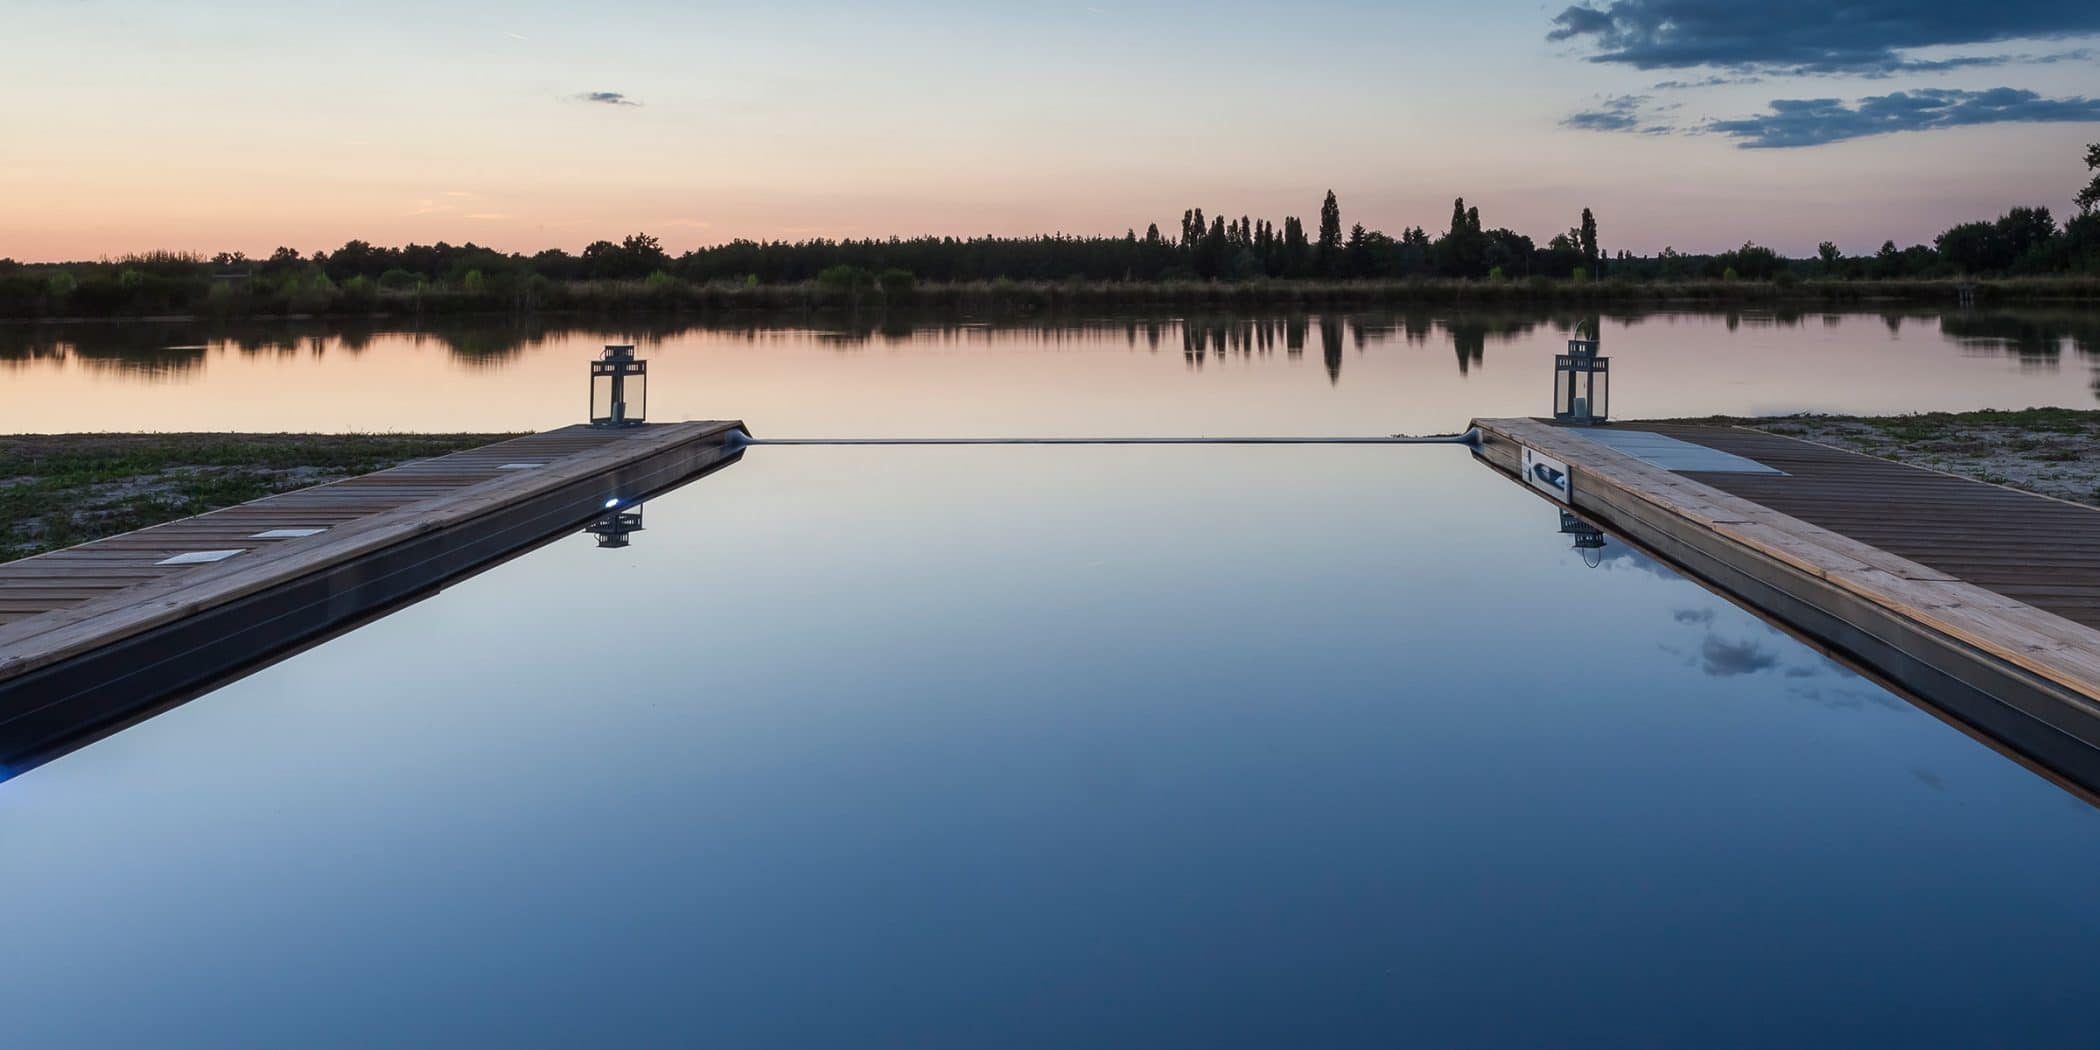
<box><xmin>1641</xmin><ymin>424</ymin><xmax>2100</xmax><ymax>631</ymax></box>
<box><xmin>0</xmin><ymin>421</ymin><xmax>746</xmax><ymax>770</ymax></box>
<box><xmin>1473</xmin><ymin>417</ymin><xmax>2100</xmax><ymax>791</ymax></box>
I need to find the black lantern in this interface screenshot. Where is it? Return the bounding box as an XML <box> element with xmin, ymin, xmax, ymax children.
<box><xmin>590</xmin><ymin>344</ymin><xmax>647</xmax><ymax>427</ymax></box>
<box><xmin>1553</xmin><ymin>338</ymin><xmax>1608</xmax><ymax>425</ymax></box>
<box><xmin>1558</xmin><ymin>509</ymin><xmax>1608</xmax><ymax>568</ymax></box>
<box><xmin>585</xmin><ymin>502</ymin><xmax>645</xmax><ymax>548</ymax></box>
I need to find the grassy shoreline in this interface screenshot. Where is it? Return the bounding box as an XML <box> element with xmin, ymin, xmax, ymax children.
<box><xmin>0</xmin><ymin>433</ymin><xmax>514</xmax><ymax>561</ymax></box>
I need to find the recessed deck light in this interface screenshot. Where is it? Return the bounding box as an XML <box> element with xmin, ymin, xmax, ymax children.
<box><xmin>157</xmin><ymin>549</ymin><xmax>245</xmax><ymax>565</ymax></box>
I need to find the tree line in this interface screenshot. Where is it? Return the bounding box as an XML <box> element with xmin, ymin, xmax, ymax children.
<box><xmin>3</xmin><ymin>145</ymin><xmax>2097</xmax><ymax>319</ymax></box>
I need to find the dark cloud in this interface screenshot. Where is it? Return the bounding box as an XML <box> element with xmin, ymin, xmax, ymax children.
<box><xmin>572</xmin><ymin>91</ymin><xmax>641</xmax><ymax>107</ymax></box>
<box><xmin>1707</xmin><ymin>87</ymin><xmax>2100</xmax><ymax>148</ymax></box>
<box><xmin>1700</xmin><ymin>635</ymin><xmax>1780</xmax><ymax>677</ymax></box>
<box><xmin>1546</xmin><ymin>1</ymin><xmax>2100</xmax><ymax>74</ymax></box>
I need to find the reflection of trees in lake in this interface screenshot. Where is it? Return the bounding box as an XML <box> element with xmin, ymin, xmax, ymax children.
<box><xmin>1940</xmin><ymin>310</ymin><xmax>2100</xmax><ymax>395</ymax></box>
<box><xmin>9</xmin><ymin>307</ymin><xmax>2100</xmax><ymax>394</ymax></box>
<box><xmin>1941</xmin><ymin>310</ymin><xmax>2100</xmax><ymax>361</ymax></box>
<box><xmin>1320</xmin><ymin>316</ymin><xmax>1344</xmax><ymax>384</ymax></box>
<box><xmin>0</xmin><ymin>308</ymin><xmax>1559</xmax><ymax>385</ymax></box>
<box><xmin>1439</xmin><ymin>316</ymin><xmax>1543</xmax><ymax>376</ymax></box>
<box><xmin>0</xmin><ymin>317</ymin><xmax>534</xmax><ymax>378</ymax></box>
<box><xmin>0</xmin><ymin>322</ymin><xmax>213</xmax><ymax>378</ymax></box>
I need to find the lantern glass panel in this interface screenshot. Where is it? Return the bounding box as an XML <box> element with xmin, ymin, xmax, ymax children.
<box><xmin>1590</xmin><ymin>361</ymin><xmax>1608</xmax><ymax>421</ymax></box>
<box><xmin>1554</xmin><ymin>355</ymin><xmax>1575</xmax><ymax>418</ymax></box>
<box><xmin>591</xmin><ymin>370</ymin><xmax>615</xmax><ymax>424</ymax></box>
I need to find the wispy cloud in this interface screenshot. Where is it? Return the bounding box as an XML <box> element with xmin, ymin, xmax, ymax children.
<box><xmin>464</xmin><ymin>212</ymin><xmax>513</xmax><ymax>221</ymax></box>
<box><xmin>1707</xmin><ymin>87</ymin><xmax>2100</xmax><ymax>148</ymax></box>
<box><xmin>1562</xmin><ymin>94</ymin><xmax>1650</xmax><ymax>131</ymax></box>
<box><xmin>1652</xmin><ymin>74</ymin><xmax>1763</xmax><ymax>90</ymax></box>
<box><xmin>572</xmin><ymin>91</ymin><xmax>641</xmax><ymax>107</ymax></box>
<box><xmin>1561</xmin><ymin>94</ymin><xmax>1677</xmax><ymax>134</ymax></box>
<box><xmin>408</xmin><ymin>194</ymin><xmax>499</xmax><ymax>218</ymax></box>
<box><xmin>1547</xmin><ymin>0</ymin><xmax>2100</xmax><ymax>75</ymax></box>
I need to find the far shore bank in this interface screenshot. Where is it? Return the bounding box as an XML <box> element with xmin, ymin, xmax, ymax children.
<box><xmin>8</xmin><ymin>275</ymin><xmax>2100</xmax><ymax>325</ymax></box>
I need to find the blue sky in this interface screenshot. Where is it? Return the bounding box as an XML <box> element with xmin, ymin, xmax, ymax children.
<box><xmin>4</xmin><ymin>0</ymin><xmax>2098</xmax><ymax>259</ymax></box>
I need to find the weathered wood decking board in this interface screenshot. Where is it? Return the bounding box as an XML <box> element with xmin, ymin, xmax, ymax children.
<box><xmin>1472</xmin><ymin>417</ymin><xmax>2100</xmax><ymax>793</ymax></box>
<box><xmin>0</xmin><ymin>421</ymin><xmax>746</xmax><ymax>770</ymax></box>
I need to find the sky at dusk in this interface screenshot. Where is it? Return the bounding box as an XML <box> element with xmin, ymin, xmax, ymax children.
<box><xmin>5</xmin><ymin>0</ymin><xmax>2100</xmax><ymax>260</ymax></box>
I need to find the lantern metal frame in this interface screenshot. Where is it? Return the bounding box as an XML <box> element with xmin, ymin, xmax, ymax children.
<box><xmin>585</xmin><ymin>504</ymin><xmax>645</xmax><ymax>548</ymax></box>
<box><xmin>1558</xmin><ymin>509</ymin><xmax>1608</xmax><ymax>568</ymax></box>
<box><xmin>1553</xmin><ymin>338</ymin><xmax>1609</xmax><ymax>426</ymax></box>
<box><xmin>590</xmin><ymin>344</ymin><xmax>647</xmax><ymax>427</ymax></box>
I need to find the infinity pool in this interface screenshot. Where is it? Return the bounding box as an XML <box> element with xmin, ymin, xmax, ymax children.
<box><xmin>2</xmin><ymin>447</ymin><xmax>2095</xmax><ymax>1046</ymax></box>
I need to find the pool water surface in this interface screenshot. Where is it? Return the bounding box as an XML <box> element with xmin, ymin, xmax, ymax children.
<box><xmin>0</xmin><ymin>447</ymin><xmax>2094</xmax><ymax>1047</ymax></box>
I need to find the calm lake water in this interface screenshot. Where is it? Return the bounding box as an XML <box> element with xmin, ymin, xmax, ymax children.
<box><xmin>2</xmin><ymin>307</ymin><xmax>2098</xmax><ymax>435</ymax></box>
<box><xmin>3</xmin><ymin>447</ymin><xmax>2099</xmax><ymax>1046</ymax></box>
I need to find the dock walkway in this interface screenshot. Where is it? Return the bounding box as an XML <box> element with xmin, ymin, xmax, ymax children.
<box><xmin>1474</xmin><ymin>417</ymin><xmax>2100</xmax><ymax>787</ymax></box>
<box><xmin>0</xmin><ymin>421</ymin><xmax>745</xmax><ymax>769</ymax></box>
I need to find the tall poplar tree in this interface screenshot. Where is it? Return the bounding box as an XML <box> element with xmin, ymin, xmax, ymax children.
<box><xmin>1318</xmin><ymin>191</ymin><xmax>1343</xmax><ymax>251</ymax></box>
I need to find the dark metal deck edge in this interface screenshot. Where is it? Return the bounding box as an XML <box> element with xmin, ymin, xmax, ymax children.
<box><xmin>1471</xmin><ymin>426</ymin><xmax>2100</xmax><ymax>794</ymax></box>
<box><xmin>0</xmin><ymin>432</ymin><xmax>745</xmax><ymax>773</ymax></box>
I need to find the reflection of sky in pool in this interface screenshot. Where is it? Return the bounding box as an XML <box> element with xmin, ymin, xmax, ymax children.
<box><xmin>2</xmin><ymin>447</ymin><xmax>2097</xmax><ymax>1046</ymax></box>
